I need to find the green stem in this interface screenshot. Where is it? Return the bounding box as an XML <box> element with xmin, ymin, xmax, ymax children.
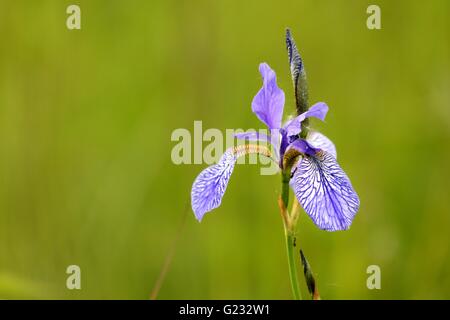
<box><xmin>285</xmin><ymin>230</ymin><xmax>302</xmax><ymax>300</ymax></box>
<box><xmin>281</xmin><ymin>176</ymin><xmax>289</xmax><ymax>208</ymax></box>
<box><xmin>280</xmin><ymin>170</ymin><xmax>302</xmax><ymax>300</ymax></box>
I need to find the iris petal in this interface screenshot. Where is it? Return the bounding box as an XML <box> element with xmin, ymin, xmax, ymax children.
<box><xmin>290</xmin><ymin>150</ymin><xmax>359</xmax><ymax>231</ymax></box>
<box><xmin>191</xmin><ymin>150</ymin><xmax>237</xmax><ymax>221</ymax></box>
<box><xmin>302</xmin><ymin>102</ymin><xmax>328</xmax><ymax>121</ymax></box>
<box><xmin>306</xmin><ymin>131</ymin><xmax>337</xmax><ymax>159</ymax></box>
<box><xmin>286</xmin><ymin>138</ymin><xmax>319</xmax><ymax>156</ymax></box>
<box><xmin>252</xmin><ymin>63</ymin><xmax>285</xmax><ymax>130</ymax></box>
<box><xmin>283</xmin><ymin>102</ymin><xmax>329</xmax><ymax>137</ymax></box>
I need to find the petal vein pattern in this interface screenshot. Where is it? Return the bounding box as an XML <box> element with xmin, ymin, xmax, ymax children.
<box><xmin>291</xmin><ymin>151</ymin><xmax>359</xmax><ymax>231</ymax></box>
<box><xmin>306</xmin><ymin>131</ymin><xmax>337</xmax><ymax>159</ymax></box>
<box><xmin>191</xmin><ymin>151</ymin><xmax>237</xmax><ymax>221</ymax></box>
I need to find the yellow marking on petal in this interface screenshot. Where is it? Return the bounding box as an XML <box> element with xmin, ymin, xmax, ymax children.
<box><xmin>232</xmin><ymin>144</ymin><xmax>272</xmax><ymax>158</ymax></box>
<box><xmin>283</xmin><ymin>148</ymin><xmax>302</xmax><ymax>170</ymax></box>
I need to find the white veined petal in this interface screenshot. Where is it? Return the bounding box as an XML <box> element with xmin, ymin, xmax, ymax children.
<box><xmin>291</xmin><ymin>150</ymin><xmax>359</xmax><ymax>231</ymax></box>
<box><xmin>306</xmin><ymin>131</ymin><xmax>337</xmax><ymax>159</ymax></box>
<box><xmin>191</xmin><ymin>151</ymin><xmax>237</xmax><ymax>222</ymax></box>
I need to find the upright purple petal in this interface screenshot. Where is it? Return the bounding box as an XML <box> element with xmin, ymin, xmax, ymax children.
<box><xmin>252</xmin><ymin>63</ymin><xmax>285</xmax><ymax>129</ymax></box>
<box><xmin>191</xmin><ymin>150</ymin><xmax>237</xmax><ymax>221</ymax></box>
<box><xmin>290</xmin><ymin>150</ymin><xmax>359</xmax><ymax>231</ymax></box>
<box><xmin>283</xmin><ymin>102</ymin><xmax>329</xmax><ymax>137</ymax></box>
<box><xmin>306</xmin><ymin>131</ymin><xmax>337</xmax><ymax>159</ymax></box>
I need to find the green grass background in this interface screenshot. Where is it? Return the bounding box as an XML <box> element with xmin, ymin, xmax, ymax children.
<box><xmin>0</xmin><ymin>0</ymin><xmax>449</xmax><ymax>299</ymax></box>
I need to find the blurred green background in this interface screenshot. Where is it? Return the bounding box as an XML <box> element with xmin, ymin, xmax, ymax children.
<box><xmin>0</xmin><ymin>0</ymin><xmax>449</xmax><ymax>299</ymax></box>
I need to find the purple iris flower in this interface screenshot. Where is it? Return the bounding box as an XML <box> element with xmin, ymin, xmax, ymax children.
<box><xmin>191</xmin><ymin>41</ymin><xmax>359</xmax><ymax>232</ymax></box>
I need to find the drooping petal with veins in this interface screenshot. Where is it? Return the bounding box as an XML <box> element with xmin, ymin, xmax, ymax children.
<box><xmin>191</xmin><ymin>150</ymin><xmax>237</xmax><ymax>221</ymax></box>
<box><xmin>252</xmin><ymin>63</ymin><xmax>285</xmax><ymax>130</ymax></box>
<box><xmin>191</xmin><ymin>145</ymin><xmax>272</xmax><ymax>221</ymax></box>
<box><xmin>290</xmin><ymin>150</ymin><xmax>359</xmax><ymax>231</ymax></box>
<box><xmin>306</xmin><ymin>131</ymin><xmax>337</xmax><ymax>159</ymax></box>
